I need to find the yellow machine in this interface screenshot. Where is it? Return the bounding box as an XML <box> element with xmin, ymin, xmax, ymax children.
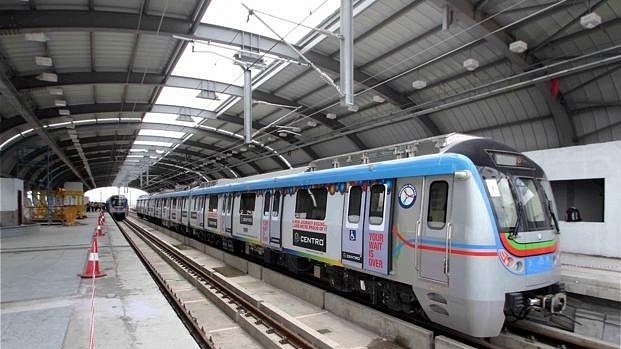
<box><xmin>29</xmin><ymin>189</ymin><xmax>87</xmax><ymax>225</ymax></box>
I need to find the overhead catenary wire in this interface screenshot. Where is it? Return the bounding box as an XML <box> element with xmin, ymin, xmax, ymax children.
<box><xmin>242</xmin><ymin>3</ymin><xmax>344</xmax><ymax>97</ymax></box>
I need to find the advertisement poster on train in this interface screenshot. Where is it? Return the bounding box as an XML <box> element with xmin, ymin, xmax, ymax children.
<box><xmin>364</xmin><ymin>229</ymin><xmax>388</xmax><ymax>274</ymax></box>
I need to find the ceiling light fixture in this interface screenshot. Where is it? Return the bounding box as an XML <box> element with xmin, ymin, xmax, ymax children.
<box><xmin>307</xmin><ymin>120</ymin><xmax>317</xmax><ymax>127</ymax></box>
<box><xmin>412</xmin><ymin>80</ymin><xmax>427</xmax><ymax>89</ymax></box>
<box><xmin>347</xmin><ymin>105</ymin><xmax>359</xmax><ymax>112</ymax></box>
<box><xmin>463</xmin><ymin>58</ymin><xmax>479</xmax><ymax>71</ymax></box>
<box><xmin>196</xmin><ymin>90</ymin><xmax>219</xmax><ymax>100</ymax></box>
<box><xmin>175</xmin><ymin>114</ymin><xmax>194</xmax><ymax>122</ymax></box>
<box><xmin>580</xmin><ymin>12</ymin><xmax>601</xmax><ymax>29</ymax></box>
<box><xmin>35</xmin><ymin>56</ymin><xmax>53</xmax><ymax>66</ymax></box>
<box><xmin>372</xmin><ymin>95</ymin><xmax>385</xmax><ymax>103</ymax></box>
<box><xmin>54</xmin><ymin>99</ymin><xmax>67</xmax><ymax>107</ymax></box>
<box><xmin>25</xmin><ymin>33</ymin><xmax>49</xmax><ymax>42</ymax></box>
<box><xmin>58</xmin><ymin>109</ymin><xmax>70</xmax><ymax>116</ymax></box>
<box><xmin>279</xmin><ymin>132</ymin><xmax>287</xmax><ymax>137</ymax></box>
<box><xmin>326</xmin><ymin>113</ymin><xmax>337</xmax><ymax>119</ymax></box>
<box><xmin>36</xmin><ymin>72</ymin><xmax>58</xmax><ymax>82</ymax></box>
<box><xmin>509</xmin><ymin>40</ymin><xmax>528</xmax><ymax>53</ymax></box>
<box><xmin>47</xmin><ymin>87</ymin><xmax>63</xmax><ymax>95</ymax></box>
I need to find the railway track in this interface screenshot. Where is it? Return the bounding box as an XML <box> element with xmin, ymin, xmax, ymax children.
<box><xmin>118</xmin><ymin>215</ymin><xmax>619</xmax><ymax>349</ymax></box>
<box><xmin>117</xmin><ymin>217</ymin><xmax>341</xmax><ymax>349</ymax></box>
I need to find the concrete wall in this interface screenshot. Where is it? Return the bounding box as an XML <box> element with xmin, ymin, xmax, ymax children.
<box><xmin>526</xmin><ymin>141</ymin><xmax>621</xmax><ymax>258</ymax></box>
<box><xmin>0</xmin><ymin>178</ymin><xmax>24</xmax><ymax>227</ymax></box>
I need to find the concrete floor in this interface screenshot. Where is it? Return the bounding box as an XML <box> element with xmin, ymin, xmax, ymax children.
<box><xmin>1</xmin><ymin>215</ymin><xmax>199</xmax><ymax>349</ymax></box>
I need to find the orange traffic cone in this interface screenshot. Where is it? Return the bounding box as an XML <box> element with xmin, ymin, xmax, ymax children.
<box><xmin>93</xmin><ymin>224</ymin><xmax>105</xmax><ymax>237</ymax></box>
<box><xmin>80</xmin><ymin>237</ymin><xmax>106</xmax><ymax>278</ymax></box>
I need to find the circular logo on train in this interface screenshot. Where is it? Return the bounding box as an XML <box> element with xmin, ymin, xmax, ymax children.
<box><xmin>398</xmin><ymin>184</ymin><xmax>417</xmax><ymax>209</ymax></box>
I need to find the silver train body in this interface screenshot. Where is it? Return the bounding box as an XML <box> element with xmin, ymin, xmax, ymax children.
<box><xmin>107</xmin><ymin>195</ymin><xmax>128</xmax><ymax>220</ymax></box>
<box><xmin>136</xmin><ymin>134</ymin><xmax>565</xmax><ymax>337</ymax></box>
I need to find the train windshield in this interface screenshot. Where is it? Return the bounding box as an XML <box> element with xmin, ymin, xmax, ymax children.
<box><xmin>110</xmin><ymin>196</ymin><xmax>127</xmax><ymax>206</ymax></box>
<box><xmin>484</xmin><ymin>171</ymin><xmax>555</xmax><ymax>233</ymax></box>
<box><xmin>513</xmin><ymin>177</ymin><xmax>551</xmax><ymax>230</ymax></box>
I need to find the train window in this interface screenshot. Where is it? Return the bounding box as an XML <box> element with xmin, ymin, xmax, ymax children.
<box><xmin>348</xmin><ymin>186</ymin><xmax>362</xmax><ymax>223</ymax></box>
<box><xmin>427</xmin><ymin>181</ymin><xmax>448</xmax><ymax>229</ymax></box>
<box><xmin>273</xmin><ymin>191</ymin><xmax>281</xmax><ymax>216</ymax></box>
<box><xmin>514</xmin><ymin>177</ymin><xmax>549</xmax><ymax>229</ymax></box>
<box><xmin>240</xmin><ymin>193</ymin><xmax>256</xmax><ymax>214</ymax></box>
<box><xmin>487</xmin><ymin>177</ymin><xmax>518</xmax><ymax>229</ymax></box>
<box><xmin>368</xmin><ymin>185</ymin><xmax>385</xmax><ymax>225</ymax></box>
<box><xmin>295</xmin><ymin>188</ymin><xmax>327</xmax><ymax>220</ymax></box>
<box><xmin>263</xmin><ymin>191</ymin><xmax>272</xmax><ymax>216</ymax></box>
<box><xmin>208</xmin><ymin>196</ymin><xmax>218</xmax><ymax>212</ymax></box>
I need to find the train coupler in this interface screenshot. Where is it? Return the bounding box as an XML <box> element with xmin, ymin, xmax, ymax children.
<box><xmin>527</xmin><ymin>292</ymin><xmax>566</xmax><ymax>314</ymax></box>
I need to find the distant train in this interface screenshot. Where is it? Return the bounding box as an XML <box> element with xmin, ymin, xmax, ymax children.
<box><xmin>136</xmin><ymin>134</ymin><xmax>566</xmax><ymax>337</ymax></box>
<box><xmin>106</xmin><ymin>195</ymin><xmax>128</xmax><ymax>220</ymax></box>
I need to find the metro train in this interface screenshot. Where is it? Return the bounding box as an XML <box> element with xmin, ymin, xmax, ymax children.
<box><xmin>106</xmin><ymin>194</ymin><xmax>128</xmax><ymax>220</ymax></box>
<box><xmin>135</xmin><ymin>133</ymin><xmax>566</xmax><ymax>337</ymax></box>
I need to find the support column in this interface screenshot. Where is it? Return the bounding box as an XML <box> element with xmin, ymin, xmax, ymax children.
<box><xmin>340</xmin><ymin>0</ymin><xmax>354</xmax><ymax>107</ymax></box>
<box><xmin>243</xmin><ymin>68</ymin><xmax>252</xmax><ymax>144</ymax></box>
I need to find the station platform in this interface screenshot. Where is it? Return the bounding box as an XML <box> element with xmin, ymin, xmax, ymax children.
<box><xmin>561</xmin><ymin>252</ymin><xmax>621</xmax><ymax>302</ymax></box>
<box><xmin>0</xmin><ymin>214</ymin><xmax>199</xmax><ymax>349</ymax></box>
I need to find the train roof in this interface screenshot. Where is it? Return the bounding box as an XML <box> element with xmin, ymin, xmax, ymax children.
<box><xmin>142</xmin><ymin>135</ymin><xmax>545</xmax><ymax>200</ymax></box>
<box><xmin>188</xmin><ymin>152</ymin><xmax>475</xmax><ymax>196</ymax></box>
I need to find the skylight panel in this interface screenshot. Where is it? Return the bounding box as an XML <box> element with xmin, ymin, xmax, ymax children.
<box><xmin>130</xmin><ymin>148</ymin><xmax>149</xmax><ymax>152</ymax></box>
<box><xmin>138</xmin><ymin>129</ymin><xmax>186</xmax><ymax>139</ymax></box>
<box><xmin>142</xmin><ymin>112</ymin><xmax>200</xmax><ymax>127</ymax></box>
<box><xmin>173</xmin><ymin>45</ymin><xmax>246</xmax><ymax>85</ymax></box>
<box><xmin>156</xmin><ymin>87</ymin><xmax>227</xmax><ymax>112</ymax></box>
<box><xmin>134</xmin><ymin>140</ymin><xmax>174</xmax><ymax>147</ymax></box>
<box><xmin>202</xmin><ymin>0</ymin><xmax>339</xmax><ymax>44</ymax></box>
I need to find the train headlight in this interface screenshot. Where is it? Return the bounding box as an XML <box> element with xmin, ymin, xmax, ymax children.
<box><xmin>498</xmin><ymin>249</ymin><xmax>525</xmax><ymax>274</ymax></box>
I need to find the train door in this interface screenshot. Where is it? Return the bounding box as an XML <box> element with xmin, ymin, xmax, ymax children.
<box><xmin>261</xmin><ymin>192</ymin><xmax>271</xmax><ymax>245</ymax></box>
<box><xmin>261</xmin><ymin>190</ymin><xmax>283</xmax><ymax>248</ymax></box>
<box><xmin>418</xmin><ymin>176</ymin><xmax>453</xmax><ymax>284</ymax></box>
<box><xmin>269</xmin><ymin>190</ymin><xmax>282</xmax><ymax>248</ymax></box>
<box><xmin>341</xmin><ymin>184</ymin><xmax>365</xmax><ymax>269</ymax></box>
<box><xmin>223</xmin><ymin>194</ymin><xmax>233</xmax><ymax>236</ymax></box>
<box><xmin>197</xmin><ymin>196</ymin><xmax>205</xmax><ymax>228</ymax></box>
<box><xmin>207</xmin><ymin>196</ymin><xmax>219</xmax><ymax>232</ymax></box>
<box><xmin>362</xmin><ymin>181</ymin><xmax>393</xmax><ymax>275</ymax></box>
<box><xmin>180</xmin><ymin>197</ymin><xmax>186</xmax><ymax>225</ymax></box>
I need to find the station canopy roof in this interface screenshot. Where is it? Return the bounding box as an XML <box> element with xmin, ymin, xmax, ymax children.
<box><xmin>1</xmin><ymin>0</ymin><xmax>619</xmax><ymax>193</ymax></box>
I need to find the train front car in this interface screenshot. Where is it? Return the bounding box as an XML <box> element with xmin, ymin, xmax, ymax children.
<box><xmin>107</xmin><ymin>195</ymin><xmax>129</xmax><ymax>220</ymax></box>
<box><xmin>438</xmin><ymin>137</ymin><xmax>565</xmax><ymax>337</ymax></box>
